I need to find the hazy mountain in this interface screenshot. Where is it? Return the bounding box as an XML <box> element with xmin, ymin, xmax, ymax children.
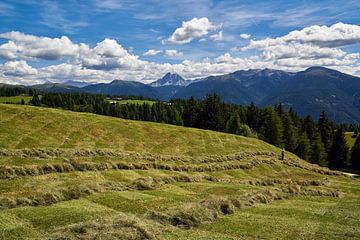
<box><xmin>150</xmin><ymin>73</ymin><xmax>190</xmax><ymax>87</ymax></box>
<box><xmin>30</xmin><ymin>83</ymin><xmax>80</xmax><ymax>93</ymax></box>
<box><xmin>82</xmin><ymin>80</ymin><xmax>159</xmax><ymax>98</ymax></box>
<box><xmin>64</xmin><ymin>80</ymin><xmax>93</xmax><ymax>88</ymax></box>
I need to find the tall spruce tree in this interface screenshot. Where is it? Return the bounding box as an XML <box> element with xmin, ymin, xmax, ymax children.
<box><xmin>226</xmin><ymin>112</ymin><xmax>241</xmax><ymax>134</ymax></box>
<box><xmin>261</xmin><ymin>106</ymin><xmax>283</xmax><ymax>147</ymax></box>
<box><xmin>30</xmin><ymin>93</ymin><xmax>40</xmax><ymax>106</ymax></box>
<box><xmin>351</xmin><ymin>136</ymin><xmax>360</xmax><ymax>170</ymax></box>
<box><xmin>328</xmin><ymin>128</ymin><xmax>349</xmax><ymax>169</ymax></box>
<box><xmin>310</xmin><ymin>133</ymin><xmax>328</xmax><ymax>166</ymax></box>
<box><xmin>318</xmin><ymin>111</ymin><xmax>333</xmax><ymax>153</ymax></box>
<box><xmin>282</xmin><ymin>113</ymin><xmax>298</xmax><ymax>152</ymax></box>
<box><xmin>295</xmin><ymin>132</ymin><xmax>311</xmax><ymax>161</ymax></box>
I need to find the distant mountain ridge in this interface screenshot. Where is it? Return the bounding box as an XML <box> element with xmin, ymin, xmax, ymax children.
<box><xmin>3</xmin><ymin>67</ymin><xmax>360</xmax><ymax>123</ymax></box>
<box><xmin>150</xmin><ymin>72</ymin><xmax>190</xmax><ymax>87</ymax></box>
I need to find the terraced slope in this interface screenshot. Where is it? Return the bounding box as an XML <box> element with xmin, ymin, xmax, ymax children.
<box><xmin>0</xmin><ymin>104</ymin><xmax>359</xmax><ymax>240</ymax></box>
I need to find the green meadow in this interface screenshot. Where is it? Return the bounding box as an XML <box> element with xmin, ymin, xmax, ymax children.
<box><xmin>0</xmin><ymin>104</ymin><xmax>359</xmax><ymax>240</ymax></box>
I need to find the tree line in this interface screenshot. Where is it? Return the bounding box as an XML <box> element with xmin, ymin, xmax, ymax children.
<box><xmin>27</xmin><ymin>92</ymin><xmax>360</xmax><ymax>171</ymax></box>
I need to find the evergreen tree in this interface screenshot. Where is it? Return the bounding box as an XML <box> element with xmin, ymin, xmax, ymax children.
<box><xmin>303</xmin><ymin>115</ymin><xmax>317</xmax><ymax>141</ymax></box>
<box><xmin>295</xmin><ymin>132</ymin><xmax>311</xmax><ymax>161</ymax></box>
<box><xmin>182</xmin><ymin>97</ymin><xmax>199</xmax><ymax>127</ymax></box>
<box><xmin>21</xmin><ymin>99</ymin><xmax>25</xmax><ymax>105</ymax></box>
<box><xmin>318</xmin><ymin>111</ymin><xmax>333</xmax><ymax>152</ymax></box>
<box><xmin>282</xmin><ymin>113</ymin><xmax>298</xmax><ymax>152</ymax></box>
<box><xmin>351</xmin><ymin>135</ymin><xmax>360</xmax><ymax>170</ymax></box>
<box><xmin>30</xmin><ymin>93</ymin><xmax>40</xmax><ymax>106</ymax></box>
<box><xmin>260</xmin><ymin>106</ymin><xmax>283</xmax><ymax>147</ymax></box>
<box><xmin>172</xmin><ymin>108</ymin><xmax>183</xmax><ymax>126</ymax></box>
<box><xmin>226</xmin><ymin>112</ymin><xmax>241</xmax><ymax>134</ymax></box>
<box><xmin>328</xmin><ymin>128</ymin><xmax>349</xmax><ymax>169</ymax></box>
<box><xmin>246</xmin><ymin>102</ymin><xmax>260</xmax><ymax>130</ymax></box>
<box><xmin>310</xmin><ymin>133</ymin><xmax>328</xmax><ymax>166</ymax></box>
<box><xmin>198</xmin><ymin>94</ymin><xmax>223</xmax><ymax>131</ymax></box>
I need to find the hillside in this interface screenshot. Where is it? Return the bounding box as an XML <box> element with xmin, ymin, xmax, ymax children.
<box><xmin>0</xmin><ymin>104</ymin><xmax>359</xmax><ymax>240</ymax></box>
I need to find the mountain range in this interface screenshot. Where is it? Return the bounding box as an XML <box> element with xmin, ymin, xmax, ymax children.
<box><xmin>3</xmin><ymin>67</ymin><xmax>360</xmax><ymax>123</ymax></box>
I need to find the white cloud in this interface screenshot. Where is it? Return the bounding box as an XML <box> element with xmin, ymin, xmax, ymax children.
<box><xmin>164</xmin><ymin>50</ymin><xmax>184</xmax><ymax>57</ymax></box>
<box><xmin>1</xmin><ymin>60</ymin><xmax>37</xmax><ymax>77</ymax></box>
<box><xmin>210</xmin><ymin>31</ymin><xmax>224</xmax><ymax>41</ymax></box>
<box><xmin>166</xmin><ymin>17</ymin><xmax>219</xmax><ymax>44</ymax></box>
<box><xmin>143</xmin><ymin>49</ymin><xmax>162</xmax><ymax>56</ymax></box>
<box><xmin>245</xmin><ymin>23</ymin><xmax>360</xmax><ymax>50</ymax></box>
<box><xmin>0</xmin><ymin>31</ymin><xmax>80</xmax><ymax>60</ymax></box>
<box><xmin>239</xmin><ymin>33</ymin><xmax>251</xmax><ymax>39</ymax></box>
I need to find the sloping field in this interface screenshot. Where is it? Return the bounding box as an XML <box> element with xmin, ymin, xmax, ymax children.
<box><xmin>0</xmin><ymin>104</ymin><xmax>359</xmax><ymax>240</ymax></box>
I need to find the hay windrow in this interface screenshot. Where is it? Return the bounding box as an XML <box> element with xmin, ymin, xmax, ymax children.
<box><xmin>48</xmin><ymin>213</ymin><xmax>170</xmax><ymax>240</ymax></box>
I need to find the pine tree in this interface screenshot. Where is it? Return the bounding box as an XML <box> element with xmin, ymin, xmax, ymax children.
<box><xmin>198</xmin><ymin>94</ymin><xmax>223</xmax><ymax>131</ymax></box>
<box><xmin>310</xmin><ymin>133</ymin><xmax>327</xmax><ymax>166</ymax></box>
<box><xmin>295</xmin><ymin>132</ymin><xmax>311</xmax><ymax>161</ymax></box>
<box><xmin>318</xmin><ymin>111</ymin><xmax>333</xmax><ymax>152</ymax></box>
<box><xmin>303</xmin><ymin>115</ymin><xmax>317</xmax><ymax>141</ymax></box>
<box><xmin>260</xmin><ymin>106</ymin><xmax>283</xmax><ymax>147</ymax></box>
<box><xmin>30</xmin><ymin>93</ymin><xmax>40</xmax><ymax>106</ymax></box>
<box><xmin>282</xmin><ymin>113</ymin><xmax>298</xmax><ymax>152</ymax></box>
<box><xmin>328</xmin><ymin>128</ymin><xmax>349</xmax><ymax>169</ymax></box>
<box><xmin>351</xmin><ymin>135</ymin><xmax>360</xmax><ymax>170</ymax></box>
<box><xmin>226</xmin><ymin>112</ymin><xmax>241</xmax><ymax>134</ymax></box>
<box><xmin>246</xmin><ymin>102</ymin><xmax>260</xmax><ymax>130</ymax></box>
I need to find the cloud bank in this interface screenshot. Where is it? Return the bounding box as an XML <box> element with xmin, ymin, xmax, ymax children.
<box><xmin>0</xmin><ymin>23</ymin><xmax>360</xmax><ymax>85</ymax></box>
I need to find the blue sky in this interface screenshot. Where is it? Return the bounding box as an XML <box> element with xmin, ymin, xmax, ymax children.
<box><xmin>1</xmin><ymin>0</ymin><xmax>360</xmax><ymax>84</ymax></box>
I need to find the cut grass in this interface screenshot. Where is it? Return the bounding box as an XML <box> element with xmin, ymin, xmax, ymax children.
<box><xmin>0</xmin><ymin>105</ymin><xmax>359</xmax><ymax>239</ymax></box>
<box><xmin>0</xmin><ymin>104</ymin><xmax>279</xmax><ymax>155</ymax></box>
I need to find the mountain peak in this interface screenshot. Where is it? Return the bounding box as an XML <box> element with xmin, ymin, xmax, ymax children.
<box><xmin>150</xmin><ymin>72</ymin><xmax>188</xmax><ymax>87</ymax></box>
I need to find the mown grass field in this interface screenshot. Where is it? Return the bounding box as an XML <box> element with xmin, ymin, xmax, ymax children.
<box><xmin>0</xmin><ymin>104</ymin><xmax>359</xmax><ymax>240</ymax></box>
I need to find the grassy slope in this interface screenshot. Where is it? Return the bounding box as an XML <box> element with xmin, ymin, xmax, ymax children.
<box><xmin>0</xmin><ymin>96</ymin><xmax>32</xmax><ymax>104</ymax></box>
<box><xmin>0</xmin><ymin>104</ymin><xmax>359</xmax><ymax>240</ymax></box>
<box><xmin>0</xmin><ymin>104</ymin><xmax>278</xmax><ymax>155</ymax></box>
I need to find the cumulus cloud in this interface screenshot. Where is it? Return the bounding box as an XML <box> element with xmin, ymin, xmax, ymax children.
<box><xmin>164</xmin><ymin>50</ymin><xmax>184</xmax><ymax>57</ymax></box>
<box><xmin>210</xmin><ymin>31</ymin><xmax>224</xmax><ymax>41</ymax></box>
<box><xmin>166</xmin><ymin>17</ymin><xmax>219</xmax><ymax>44</ymax></box>
<box><xmin>245</xmin><ymin>23</ymin><xmax>360</xmax><ymax>50</ymax></box>
<box><xmin>240</xmin><ymin>23</ymin><xmax>360</xmax><ymax>72</ymax></box>
<box><xmin>0</xmin><ymin>31</ymin><xmax>80</xmax><ymax>60</ymax></box>
<box><xmin>143</xmin><ymin>49</ymin><xmax>162</xmax><ymax>56</ymax></box>
<box><xmin>239</xmin><ymin>33</ymin><xmax>251</xmax><ymax>39</ymax></box>
<box><xmin>1</xmin><ymin>60</ymin><xmax>37</xmax><ymax>77</ymax></box>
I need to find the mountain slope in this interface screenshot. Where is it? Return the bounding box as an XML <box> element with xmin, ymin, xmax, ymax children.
<box><xmin>261</xmin><ymin>67</ymin><xmax>360</xmax><ymax>123</ymax></box>
<box><xmin>82</xmin><ymin>80</ymin><xmax>159</xmax><ymax>98</ymax></box>
<box><xmin>174</xmin><ymin>69</ymin><xmax>293</xmax><ymax>104</ymax></box>
<box><xmin>64</xmin><ymin>80</ymin><xmax>93</xmax><ymax>88</ymax></box>
<box><xmin>30</xmin><ymin>82</ymin><xmax>80</xmax><ymax>93</ymax></box>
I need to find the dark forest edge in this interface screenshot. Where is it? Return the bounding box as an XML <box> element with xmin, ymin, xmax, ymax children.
<box><xmin>1</xmin><ymin>86</ymin><xmax>359</xmax><ymax>172</ymax></box>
